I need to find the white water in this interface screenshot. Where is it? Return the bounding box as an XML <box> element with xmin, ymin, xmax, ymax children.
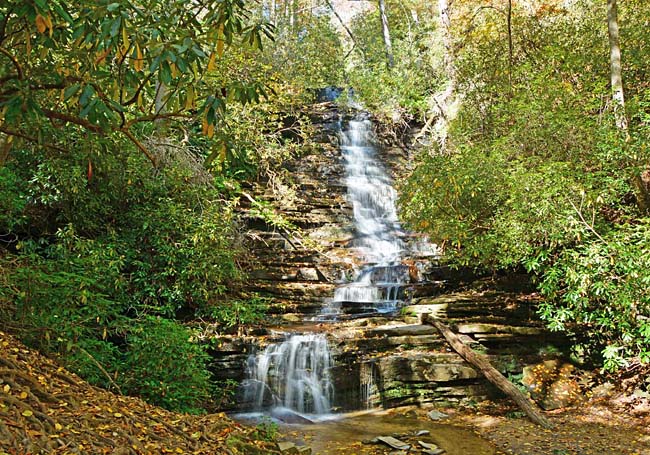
<box><xmin>241</xmin><ymin>113</ymin><xmax>439</xmax><ymax>416</ymax></box>
<box><xmin>243</xmin><ymin>334</ymin><xmax>334</xmax><ymax>415</ymax></box>
<box><xmin>323</xmin><ymin>117</ymin><xmax>409</xmax><ymax>316</ymax></box>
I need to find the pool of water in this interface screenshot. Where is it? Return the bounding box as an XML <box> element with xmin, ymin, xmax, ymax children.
<box><xmin>235</xmin><ymin>408</ymin><xmax>496</xmax><ymax>455</ymax></box>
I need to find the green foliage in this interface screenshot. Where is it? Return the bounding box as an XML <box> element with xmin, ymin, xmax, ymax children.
<box><xmin>122</xmin><ymin>317</ymin><xmax>211</xmax><ymax>413</ymax></box>
<box><xmin>346</xmin><ymin>2</ymin><xmax>443</xmax><ymax>120</ymax></box>
<box><xmin>399</xmin><ymin>1</ymin><xmax>650</xmax><ymax>370</ymax></box>
<box><xmin>4</xmin><ymin>224</ymin><xmax>218</xmax><ymax>412</ymax></box>
<box><xmin>203</xmin><ymin>297</ymin><xmax>269</xmax><ymax>330</ymax></box>
<box><xmin>265</xmin><ymin>14</ymin><xmax>345</xmax><ymax>90</ymax></box>
<box><xmin>253</xmin><ymin>418</ymin><xmax>279</xmax><ymax>442</ymax></box>
<box><xmin>538</xmin><ymin>221</ymin><xmax>650</xmax><ymax>370</ymax></box>
<box><xmin>0</xmin><ymin>0</ymin><xmax>273</xmax><ymax>164</ymax></box>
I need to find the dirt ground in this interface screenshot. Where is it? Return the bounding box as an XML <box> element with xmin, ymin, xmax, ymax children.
<box><xmin>445</xmin><ymin>398</ymin><xmax>650</xmax><ymax>455</ymax></box>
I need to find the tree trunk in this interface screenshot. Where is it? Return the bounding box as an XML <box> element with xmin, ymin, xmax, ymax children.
<box><xmin>438</xmin><ymin>0</ymin><xmax>454</xmax><ymax>83</ymax></box>
<box><xmin>423</xmin><ymin>314</ymin><xmax>554</xmax><ymax>429</ymax></box>
<box><xmin>326</xmin><ymin>0</ymin><xmax>364</xmax><ymax>60</ymax></box>
<box><xmin>415</xmin><ymin>0</ymin><xmax>456</xmax><ymax>146</ymax></box>
<box><xmin>378</xmin><ymin>0</ymin><xmax>395</xmax><ymax>68</ymax></box>
<box><xmin>607</xmin><ymin>0</ymin><xmax>627</xmax><ymax>130</ymax></box>
<box><xmin>507</xmin><ymin>0</ymin><xmax>513</xmax><ymax>85</ymax></box>
<box><xmin>607</xmin><ymin>0</ymin><xmax>649</xmax><ymax>212</ymax></box>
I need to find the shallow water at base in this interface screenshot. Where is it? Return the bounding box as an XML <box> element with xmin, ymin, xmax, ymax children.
<box><xmin>235</xmin><ymin>409</ymin><xmax>496</xmax><ymax>455</ymax></box>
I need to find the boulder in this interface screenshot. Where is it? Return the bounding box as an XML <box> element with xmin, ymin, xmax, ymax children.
<box><xmin>522</xmin><ymin>361</ymin><xmax>582</xmax><ymax>410</ymax></box>
<box><xmin>271</xmin><ymin>408</ymin><xmax>314</xmax><ymax>425</ymax></box>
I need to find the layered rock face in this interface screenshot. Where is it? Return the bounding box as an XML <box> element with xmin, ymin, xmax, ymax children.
<box><xmin>211</xmin><ymin>104</ymin><xmax>568</xmax><ymax>413</ymax></box>
<box><xmin>237</xmin><ymin>102</ymin><xmax>355</xmax><ymax>319</ymax></box>
<box><xmin>330</xmin><ymin>286</ymin><xmax>568</xmax><ymax>411</ymax></box>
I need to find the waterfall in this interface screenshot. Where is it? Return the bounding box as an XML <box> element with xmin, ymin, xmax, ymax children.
<box><xmin>359</xmin><ymin>361</ymin><xmax>378</xmax><ymax>409</ymax></box>
<box><xmin>323</xmin><ymin>116</ymin><xmax>410</xmax><ymax>317</ymax></box>
<box><xmin>240</xmin><ymin>108</ymin><xmax>439</xmax><ymax>416</ymax></box>
<box><xmin>243</xmin><ymin>334</ymin><xmax>334</xmax><ymax>415</ymax></box>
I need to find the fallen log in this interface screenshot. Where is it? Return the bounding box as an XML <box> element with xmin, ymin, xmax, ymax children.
<box><xmin>422</xmin><ymin>313</ymin><xmax>554</xmax><ymax>429</ymax></box>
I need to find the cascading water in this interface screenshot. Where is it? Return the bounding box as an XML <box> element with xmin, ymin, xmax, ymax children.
<box><xmin>240</xmin><ymin>109</ymin><xmax>438</xmax><ymax>417</ymax></box>
<box><xmin>323</xmin><ymin>116</ymin><xmax>410</xmax><ymax>317</ymax></box>
<box><xmin>242</xmin><ymin>334</ymin><xmax>334</xmax><ymax>415</ymax></box>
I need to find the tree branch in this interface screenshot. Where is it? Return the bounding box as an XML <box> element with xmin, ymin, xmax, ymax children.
<box><xmin>124</xmin><ymin>111</ymin><xmax>193</xmax><ymax>128</ymax></box>
<box><xmin>0</xmin><ymin>125</ymin><xmax>68</xmax><ymax>153</ymax></box>
<box><xmin>424</xmin><ymin>314</ymin><xmax>554</xmax><ymax>429</ymax></box>
<box><xmin>40</xmin><ymin>109</ymin><xmax>104</xmax><ymax>133</ymax></box>
<box><xmin>0</xmin><ymin>47</ymin><xmax>23</xmax><ymax>80</ymax></box>
<box><xmin>120</xmin><ymin>127</ymin><xmax>157</xmax><ymax>167</ymax></box>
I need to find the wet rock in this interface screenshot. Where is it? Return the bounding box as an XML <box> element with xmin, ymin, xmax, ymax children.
<box><xmin>271</xmin><ymin>408</ymin><xmax>314</xmax><ymax>425</ymax></box>
<box><xmin>427</xmin><ymin>410</ymin><xmax>449</xmax><ymax>421</ymax></box>
<box><xmin>376</xmin><ymin>436</ymin><xmax>411</xmax><ymax>450</ymax></box>
<box><xmin>415</xmin><ymin>430</ymin><xmax>430</xmax><ymax>436</ymax></box>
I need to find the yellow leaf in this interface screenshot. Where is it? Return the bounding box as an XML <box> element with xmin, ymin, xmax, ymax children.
<box><xmin>44</xmin><ymin>14</ymin><xmax>53</xmax><ymax>37</ymax></box>
<box><xmin>207</xmin><ymin>52</ymin><xmax>216</xmax><ymax>72</ymax></box>
<box><xmin>2</xmin><ymin>384</ymin><xmax>9</xmax><ymax>393</ymax></box>
<box><xmin>35</xmin><ymin>14</ymin><xmax>47</xmax><ymax>34</ymax></box>
<box><xmin>122</xmin><ymin>25</ymin><xmax>130</xmax><ymax>57</ymax></box>
<box><xmin>22</xmin><ymin>410</ymin><xmax>33</xmax><ymax>417</ymax></box>
<box><xmin>134</xmin><ymin>43</ymin><xmax>144</xmax><ymax>72</ymax></box>
<box><xmin>19</xmin><ymin>392</ymin><xmax>28</xmax><ymax>399</ymax></box>
<box><xmin>55</xmin><ymin>423</ymin><xmax>63</xmax><ymax>431</ymax></box>
<box><xmin>202</xmin><ymin>117</ymin><xmax>215</xmax><ymax>138</ymax></box>
<box><xmin>95</xmin><ymin>48</ymin><xmax>110</xmax><ymax>65</ymax></box>
<box><xmin>114</xmin><ymin>412</ymin><xmax>123</xmax><ymax>418</ymax></box>
<box><xmin>216</xmin><ymin>23</ymin><xmax>225</xmax><ymax>57</ymax></box>
<box><xmin>184</xmin><ymin>86</ymin><xmax>194</xmax><ymax>110</ymax></box>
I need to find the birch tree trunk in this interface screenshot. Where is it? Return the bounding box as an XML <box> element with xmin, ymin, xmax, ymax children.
<box><xmin>607</xmin><ymin>0</ymin><xmax>649</xmax><ymax>212</ymax></box>
<box><xmin>378</xmin><ymin>0</ymin><xmax>395</xmax><ymax>68</ymax></box>
<box><xmin>607</xmin><ymin>0</ymin><xmax>627</xmax><ymax>130</ymax></box>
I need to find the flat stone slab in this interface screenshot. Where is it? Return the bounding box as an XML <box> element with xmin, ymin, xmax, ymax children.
<box><xmin>376</xmin><ymin>436</ymin><xmax>411</xmax><ymax>450</ymax></box>
<box><xmin>368</xmin><ymin>324</ymin><xmax>437</xmax><ymax>337</ymax></box>
<box><xmin>427</xmin><ymin>410</ymin><xmax>449</xmax><ymax>421</ymax></box>
<box><xmin>402</xmin><ymin>304</ymin><xmax>448</xmax><ymax>319</ymax></box>
<box><xmin>456</xmin><ymin>323</ymin><xmax>543</xmax><ymax>336</ymax></box>
<box><xmin>277</xmin><ymin>441</ymin><xmax>299</xmax><ymax>454</ymax></box>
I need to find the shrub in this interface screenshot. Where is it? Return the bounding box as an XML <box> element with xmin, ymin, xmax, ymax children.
<box><xmin>122</xmin><ymin>317</ymin><xmax>212</xmax><ymax>414</ymax></box>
